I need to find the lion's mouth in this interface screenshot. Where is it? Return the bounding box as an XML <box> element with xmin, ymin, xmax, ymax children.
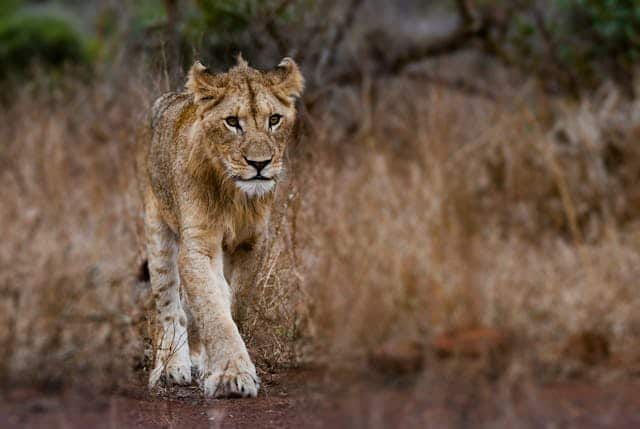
<box><xmin>233</xmin><ymin>175</ymin><xmax>276</xmax><ymax>197</ymax></box>
<box><xmin>237</xmin><ymin>175</ymin><xmax>273</xmax><ymax>182</ymax></box>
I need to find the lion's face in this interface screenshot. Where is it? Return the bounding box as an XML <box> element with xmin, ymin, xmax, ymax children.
<box><xmin>187</xmin><ymin>57</ymin><xmax>304</xmax><ymax>198</ymax></box>
<box><xmin>199</xmin><ymin>78</ymin><xmax>296</xmax><ymax>197</ymax></box>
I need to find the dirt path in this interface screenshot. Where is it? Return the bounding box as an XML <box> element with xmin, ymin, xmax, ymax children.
<box><xmin>1</xmin><ymin>369</ymin><xmax>639</xmax><ymax>428</ymax></box>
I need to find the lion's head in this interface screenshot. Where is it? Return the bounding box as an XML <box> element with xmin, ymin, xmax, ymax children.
<box><xmin>185</xmin><ymin>55</ymin><xmax>304</xmax><ymax>198</ymax></box>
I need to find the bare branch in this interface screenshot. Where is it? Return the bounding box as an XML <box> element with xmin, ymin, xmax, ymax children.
<box><xmin>318</xmin><ymin>0</ymin><xmax>365</xmax><ymax>75</ymax></box>
<box><xmin>456</xmin><ymin>0</ymin><xmax>474</xmax><ymax>28</ymax></box>
<box><xmin>532</xmin><ymin>6</ymin><xmax>580</xmax><ymax>96</ymax></box>
<box><xmin>262</xmin><ymin>0</ymin><xmax>295</xmax><ymax>54</ymax></box>
<box><xmin>388</xmin><ymin>26</ymin><xmax>486</xmax><ymax>75</ymax></box>
<box><xmin>324</xmin><ymin>0</ymin><xmax>488</xmax><ymax>86</ymax></box>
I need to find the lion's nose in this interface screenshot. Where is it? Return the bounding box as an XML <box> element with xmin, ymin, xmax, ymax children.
<box><xmin>245</xmin><ymin>157</ymin><xmax>271</xmax><ymax>174</ymax></box>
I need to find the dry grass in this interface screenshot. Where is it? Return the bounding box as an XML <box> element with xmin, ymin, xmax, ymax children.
<box><xmin>0</xmin><ymin>75</ymin><xmax>150</xmax><ymax>387</ymax></box>
<box><xmin>1</xmin><ymin>69</ymin><xmax>640</xmax><ymax>390</ymax></box>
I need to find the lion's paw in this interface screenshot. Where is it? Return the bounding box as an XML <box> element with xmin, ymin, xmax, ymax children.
<box><xmin>166</xmin><ymin>361</ymin><xmax>192</xmax><ymax>385</ymax></box>
<box><xmin>203</xmin><ymin>357</ymin><xmax>260</xmax><ymax>398</ymax></box>
<box><xmin>148</xmin><ymin>349</ymin><xmax>192</xmax><ymax>388</ymax></box>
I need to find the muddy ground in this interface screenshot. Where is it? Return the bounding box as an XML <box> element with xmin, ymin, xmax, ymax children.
<box><xmin>1</xmin><ymin>368</ymin><xmax>639</xmax><ymax>428</ymax></box>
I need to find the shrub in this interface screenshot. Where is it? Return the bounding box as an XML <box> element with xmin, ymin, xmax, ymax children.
<box><xmin>563</xmin><ymin>0</ymin><xmax>640</xmax><ymax>81</ymax></box>
<box><xmin>0</xmin><ymin>12</ymin><xmax>88</xmax><ymax>77</ymax></box>
<box><xmin>495</xmin><ymin>0</ymin><xmax>640</xmax><ymax>93</ymax></box>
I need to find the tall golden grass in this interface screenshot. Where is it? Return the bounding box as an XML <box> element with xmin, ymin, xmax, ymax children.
<box><xmin>1</xmin><ymin>71</ymin><xmax>639</xmax><ymax>388</ymax></box>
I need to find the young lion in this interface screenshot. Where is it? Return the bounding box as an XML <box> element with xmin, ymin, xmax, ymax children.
<box><xmin>138</xmin><ymin>56</ymin><xmax>304</xmax><ymax>398</ymax></box>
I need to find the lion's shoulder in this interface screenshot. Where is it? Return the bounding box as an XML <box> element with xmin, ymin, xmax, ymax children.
<box><xmin>150</xmin><ymin>91</ymin><xmax>193</xmax><ymax>130</ymax></box>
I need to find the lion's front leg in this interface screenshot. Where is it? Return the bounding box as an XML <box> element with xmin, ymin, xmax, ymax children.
<box><xmin>178</xmin><ymin>239</ymin><xmax>260</xmax><ymax>398</ymax></box>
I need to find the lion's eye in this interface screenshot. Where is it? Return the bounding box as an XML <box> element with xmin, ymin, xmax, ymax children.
<box><xmin>269</xmin><ymin>114</ymin><xmax>282</xmax><ymax>127</ymax></box>
<box><xmin>225</xmin><ymin>116</ymin><xmax>240</xmax><ymax>128</ymax></box>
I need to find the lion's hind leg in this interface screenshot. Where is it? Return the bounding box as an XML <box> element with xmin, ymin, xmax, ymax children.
<box><xmin>145</xmin><ymin>198</ymin><xmax>192</xmax><ymax>388</ymax></box>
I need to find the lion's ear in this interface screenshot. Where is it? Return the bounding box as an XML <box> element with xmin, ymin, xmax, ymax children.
<box><xmin>266</xmin><ymin>57</ymin><xmax>304</xmax><ymax>103</ymax></box>
<box><xmin>186</xmin><ymin>61</ymin><xmax>227</xmax><ymax>103</ymax></box>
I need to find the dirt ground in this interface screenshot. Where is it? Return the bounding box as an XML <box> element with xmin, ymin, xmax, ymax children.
<box><xmin>1</xmin><ymin>368</ymin><xmax>639</xmax><ymax>429</ymax></box>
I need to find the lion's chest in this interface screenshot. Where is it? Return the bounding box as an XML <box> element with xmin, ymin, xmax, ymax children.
<box><xmin>222</xmin><ymin>227</ymin><xmax>256</xmax><ymax>254</ymax></box>
<box><xmin>221</xmin><ymin>208</ymin><xmax>268</xmax><ymax>255</ymax></box>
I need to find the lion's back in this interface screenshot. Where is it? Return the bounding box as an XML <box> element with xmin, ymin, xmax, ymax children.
<box><xmin>139</xmin><ymin>91</ymin><xmax>194</xmax><ymax>225</ymax></box>
<box><xmin>150</xmin><ymin>92</ymin><xmax>192</xmax><ymax>130</ymax></box>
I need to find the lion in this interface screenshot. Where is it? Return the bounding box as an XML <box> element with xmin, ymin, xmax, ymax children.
<box><xmin>137</xmin><ymin>55</ymin><xmax>304</xmax><ymax>398</ymax></box>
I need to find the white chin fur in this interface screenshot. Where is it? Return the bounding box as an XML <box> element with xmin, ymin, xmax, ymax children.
<box><xmin>235</xmin><ymin>179</ymin><xmax>275</xmax><ymax>197</ymax></box>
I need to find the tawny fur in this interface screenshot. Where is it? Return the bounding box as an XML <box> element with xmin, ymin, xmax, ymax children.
<box><xmin>137</xmin><ymin>56</ymin><xmax>304</xmax><ymax>398</ymax></box>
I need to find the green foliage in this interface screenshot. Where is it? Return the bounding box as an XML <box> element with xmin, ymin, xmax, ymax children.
<box><xmin>0</xmin><ymin>12</ymin><xmax>89</xmax><ymax>77</ymax></box>
<box><xmin>183</xmin><ymin>0</ymin><xmax>314</xmax><ymax>68</ymax></box>
<box><xmin>497</xmin><ymin>0</ymin><xmax>640</xmax><ymax>93</ymax></box>
<box><xmin>183</xmin><ymin>0</ymin><xmax>263</xmax><ymax>67</ymax></box>
<box><xmin>0</xmin><ymin>0</ymin><xmax>22</xmax><ymax>18</ymax></box>
<box><xmin>564</xmin><ymin>0</ymin><xmax>640</xmax><ymax>64</ymax></box>
<box><xmin>195</xmin><ymin>0</ymin><xmax>257</xmax><ymax>33</ymax></box>
<box><xmin>131</xmin><ymin>0</ymin><xmax>168</xmax><ymax>29</ymax></box>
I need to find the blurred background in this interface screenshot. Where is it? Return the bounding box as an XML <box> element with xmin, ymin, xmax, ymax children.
<box><xmin>1</xmin><ymin>0</ymin><xmax>640</xmax><ymax>426</ymax></box>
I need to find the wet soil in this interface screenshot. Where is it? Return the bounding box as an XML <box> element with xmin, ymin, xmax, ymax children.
<box><xmin>1</xmin><ymin>369</ymin><xmax>639</xmax><ymax>428</ymax></box>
